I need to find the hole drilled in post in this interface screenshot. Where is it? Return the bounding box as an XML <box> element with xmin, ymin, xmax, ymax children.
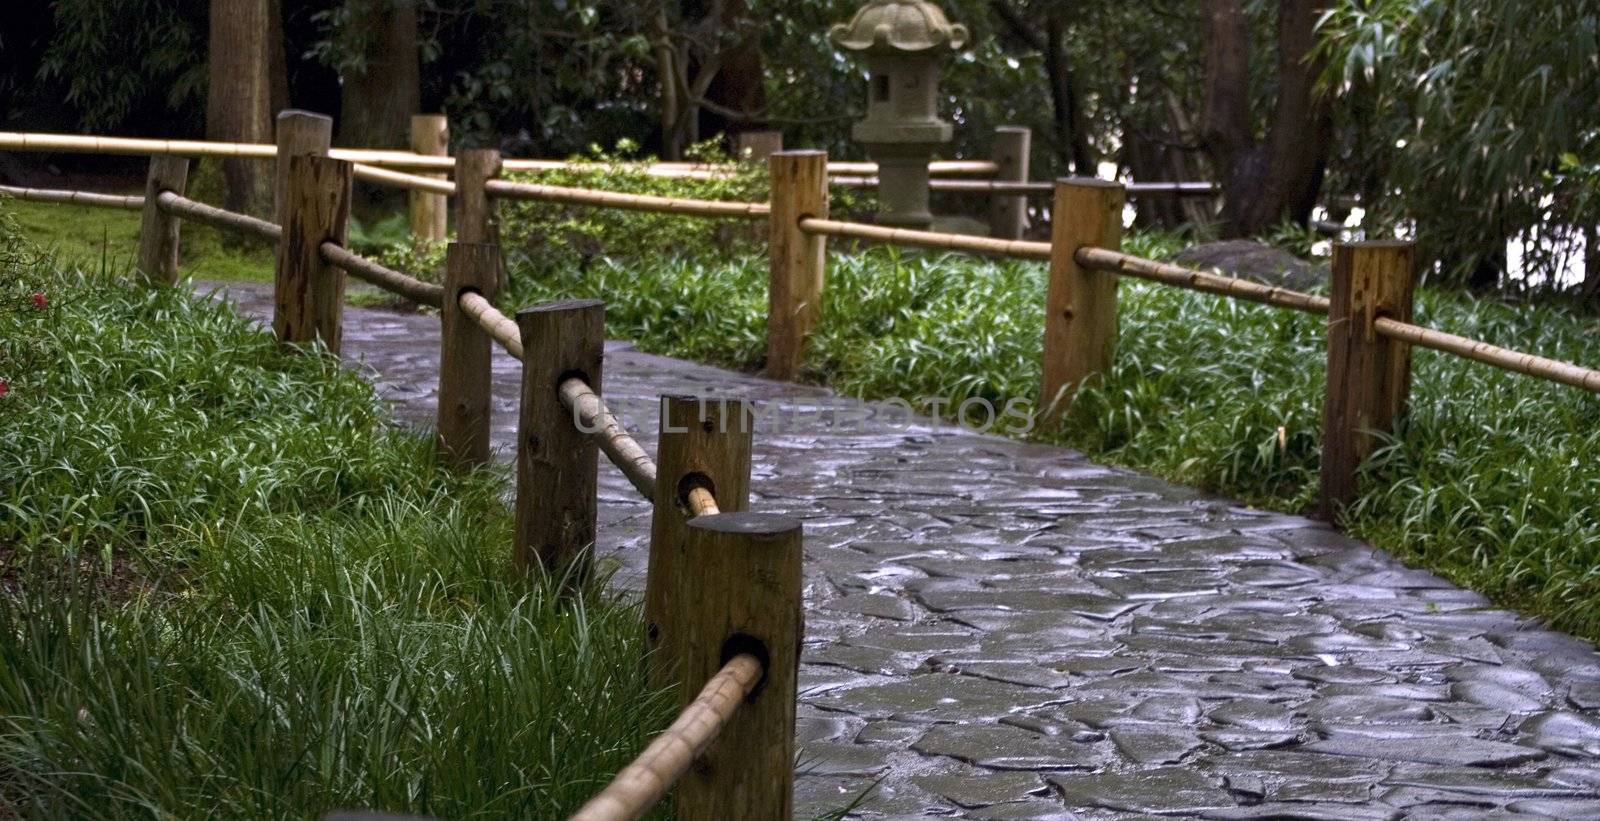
<box><xmin>720</xmin><ymin>632</ymin><xmax>771</xmax><ymax>701</ymax></box>
<box><xmin>677</xmin><ymin>472</ymin><xmax>716</xmax><ymax>511</ymax></box>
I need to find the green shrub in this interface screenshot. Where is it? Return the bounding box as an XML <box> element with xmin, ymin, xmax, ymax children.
<box><xmin>0</xmin><ymin>242</ymin><xmax>667</xmax><ymax>818</ymax></box>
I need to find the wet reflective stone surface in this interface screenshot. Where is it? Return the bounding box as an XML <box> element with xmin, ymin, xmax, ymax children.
<box><xmin>215</xmin><ymin>284</ymin><xmax>1600</xmax><ymax>818</ymax></box>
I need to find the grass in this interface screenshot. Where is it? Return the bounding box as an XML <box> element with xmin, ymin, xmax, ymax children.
<box><xmin>7</xmin><ymin>197</ymin><xmax>275</xmax><ymax>283</ymax></box>
<box><xmin>502</xmin><ymin>234</ymin><xmax>1600</xmax><ymax>639</ymax></box>
<box><xmin>0</xmin><ymin>207</ymin><xmax>669</xmax><ymax>818</ymax></box>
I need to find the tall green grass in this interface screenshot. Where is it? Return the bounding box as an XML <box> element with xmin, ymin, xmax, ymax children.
<box><xmin>504</xmin><ymin>241</ymin><xmax>1600</xmax><ymax>638</ymax></box>
<box><xmin>0</xmin><ymin>222</ymin><xmax>668</xmax><ymax>817</ymax></box>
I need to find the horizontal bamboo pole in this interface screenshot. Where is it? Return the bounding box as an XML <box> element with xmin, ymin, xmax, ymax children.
<box><xmin>568</xmin><ymin>653</ymin><xmax>762</xmax><ymax>821</ymax></box>
<box><xmin>830</xmin><ymin>177</ymin><xmax>1220</xmax><ymax>197</ymax></box>
<box><xmin>1374</xmin><ymin>317</ymin><xmax>1600</xmax><ymax>393</ymax></box>
<box><xmin>352</xmin><ymin>162</ymin><xmax>457</xmax><ymax>195</ymax></box>
<box><xmin>0</xmin><ymin>184</ymin><xmax>144</xmax><ymax>210</ymax></box>
<box><xmin>558</xmin><ymin>376</ymin><xmax>658</xmax><ymax>501</ymax></box>
<box><xmin>1076</xmin><ymin>247</ymin><xmax>1332</xmax><ymax>315</ymax></box>
<box><xmin>797</xmin><ymin>217</ymin><xmax>1052</xmax><ymax>260</ymax></box>
<box><xmin>2</xmin><ymin>132</ymin><xmax>996</xmax><ymax>179</ymax></box>
<box><xmin>319</xmin><ymin>243</ymin><xmax>444</xmax><ymax>307</ymax></box>
<box><xmin>485</xmin><ymin>179</ymin><xmax>770</xmax><ymax>219</ymax></box>
<box><xmin>459</xmin><ymin>290</ymin><xmax>524</xmax><ymax>359</ymax></box>
<box><xmin>686</xmin><ymin>486</ymin><xmax>720</xmax><ymax>517</ymax></box>
<box><xmin>156</xmin><ymin>191</ymin><xmax>281</xmax><ymax>242</ymax></box>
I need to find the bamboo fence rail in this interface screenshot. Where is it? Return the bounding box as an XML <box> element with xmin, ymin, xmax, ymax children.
<box><xmin>559</xmin><ymin>376</ymin><xmax>658</xmax><ymax>500</ymax></box>
<box><xmin>0</xmin><ymin>184</ymin><xmax>144</xmax><ymax>210</ymax></box>
<box><xmin>798</xmin><ymin>216</ymin><xmax>1052</xmax><ymax>259</ymax></box>
<box><xmin>319</xmin><ymin>243</ymin><xmax>444</xmax><ymax>307</ymax></box>
<box><xmin>352</xmin><ymin>162</ymin><xmax>457</xmax><ymax>195</ymax></box>
<box><xmin>1375</xmin><ymin>317</ymin><xmax>1600</xmax><ymax>393</ymax></box>
<box><xmin>156</xmin><ymin>191</ymin><xmax>281</xmax><ymax>242</ymax></box>
<box><xmin>1076</xmin><ymin>247</ymin><xmax>1333</xmax><ymax>315</ymax></box>
<box><xmin>485</xmin><ymin>179</ymin><xmax>770</xmax><ymax>219</ymax></box>
<box><xmin>568</xmin><ymin>653</ymin><xmax>763</xmax><ymax>821</ymax></box>
<box><xmin>829</xmin><ymin>177</ymin><xmax>1221</xmax><ymax>197</ymax></box>
<box><xmin>459</xmin><ymin>290</ymin><xmax>525</xmax><ymax>359</ymax></box>
<box><xmin>1</xmin><ymin>131</ymin><xmax>995</xmax><ymax>179</ymax></box>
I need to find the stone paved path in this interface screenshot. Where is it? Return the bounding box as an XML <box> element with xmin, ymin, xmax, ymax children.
<box><xmin>214</xmin><ymin>283</ymin><xmax>1600</xmax><ymax>819</ymax></box>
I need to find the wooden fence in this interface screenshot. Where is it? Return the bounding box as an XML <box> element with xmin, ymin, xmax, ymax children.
<box><xmin>5</xmin><ymin>107</ymin><xmax>1600</xmax><ymax>819</ymax></box>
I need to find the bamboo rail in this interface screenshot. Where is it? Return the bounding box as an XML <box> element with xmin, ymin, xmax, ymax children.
<box><xmin>797</xmin><ymin>217</ymin><xmax>1052</xmax><ymax>259</ymax></box>
<box><xmin>459</xmin><ymin>290</ymin><xmax>524</xmax><ymax>359</ymax></box>
<box><xmin>1076</xmin><ymin>247</ymin><xmax>1333</xmax><ymax>315</ymax></box>
<box><xmin>156</xmin><ymin>191</ymin><xmax>281</xmax><ymax>242</ymax></box>
<box><xmin>485</xmin><ymin>179</ymin><xmax>770</xmax><ymax>219</ymax></box>
<box><xmin>352</xmin><ymin>162</ymin><xmax>457</xmax><ymax>195</ymax></box>
<box><xmin>1374</xmin><ymin>317</ymin><xmax>1600</xmax><ymax>393</ymax></box>
<box><xmin>554</xmin><ymin>376</ymin><xmax>721</xmax><ymax>515</ymax></box>
<box><xmin>1</xmin><ymin>131</ymin><xmax>996</xmax><ymax>180</ymax></box>
<box><xmin>0</xmin><ymin>184</ymin><xmax>144</xmax><ymax>210</ymax></box>
<box><xmin>569</xmin><ymin>653</ymin><xmax>762</xmax><ymax>821</ymax></box>
<box><xmin>829</xmin><ymin>178</ymin><xmax>1220</xmax><ymax>197</ymax></box>
<box><xmin>318</xmin><ymin>243</ymin><xmax>443</xmax><ymax>307</ymax></box>
<box><xmin>559</xmin><ymin>376</ymin><xmax>658</xmax><ymax>501</ymax></box>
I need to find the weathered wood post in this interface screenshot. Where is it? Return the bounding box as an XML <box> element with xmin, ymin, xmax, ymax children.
<box><xmin>456</xmin><ymin>147</ymin><xmax>503</xmax><ymax>291</ymax></box>
<box><xmin>408</xmin><ymin>114</ymin><xmax>450</xmax><ymax>243</ymax></box>
<box><xmin>766</xmin><ymin>150</ymin><xmax>829</xmax><ymax>381</ymax></box>
<box><xmin>674</xmin><ymin>512</ymin><xmax>803</xmax><ymax>820</ymax></box>
<box><xmin>989</xmin><ymin>126</ymin><xmax>1031</xmax><ymax>240</ymax></box>
<box><xmin>1040</xmin><ymin>178</ymin><xmax>1124</xmax><ymax>425</ymax></box>
<box><xmin>273</xmin><ymin>110</ymin><xmax>333</xmax><ymax>229</ymax></box>
<box><xmin>136</xmin><ymin>157</ymin><xmax>190</xmax><ymax>285</ymax></box>
<box><xmin>437</xmin><ymin>242</ymin><xmax>502</xmax><ymax>469</ymax></box>
<box><xmin>514</xmin><ymin>299</ymin><xmax>605</xmax><ymax>578</ymax></box>
<box><xmin>274</xmin><ymin>155</ymin><xmax>352</xmax><ymax>352</ymax></box>
<box><xmin>736</xmin><ymin>130</ymin><xmax>784</xmax><ymax>162</ymax></box>
<box><xmin>645</xmin><ymin>395</ymin><xmax>755</xmax><ymax>686</ymax></box>
<box><xmin>455</xmin><ymin>148</ymin><xmax>501</xmax><ymax>246</ymax></box>
<box><xmin>1320</xmin><ymin>240</ymin><xmax>1417</xmax><ymax>518</ymax></box>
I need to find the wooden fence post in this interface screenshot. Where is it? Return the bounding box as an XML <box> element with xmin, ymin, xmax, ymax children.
<box><xmin>674</xmin><ymin>512</ymin><xmax>802</xmax><ymax>821</ymax></box>
<box><xmin>274</xmin><ymin>110</ymin><xmax>333</xmax><ymax>229</ymax></box>
<box><xmin>1320</xmin><ymin>240</ymin><xmax>1417</xmax><ymax>518</ymax></box>
<box><xmin>514</xmin><ymin>299</ymin><xmax>605</xmax><ymax>578</ymax></box>
<box><xmin>136</xmin><ymin>157</ymin><xmax>189</xmax><ymax>285</ymax></box>
<box><xmin>645</xmin><ymin>395</ymin><xmax>755</xmax><ymax>686</ymax></box>
<box><xmin>274</xmin><ymin>155</ymin><xmax>352</xmax><ymax>352</ymax></box>
<box><xmin>456</xmin><ymin>148</ymin><xmax>502</xmax><ymax>246</ymax></box>
<box><xmin>437</xmin><ymin>242</ymin><xmax>502</xmax><ymax>469</ymax></box>
<box><xmin>766</xmin><ymin>150</ymin><xmax>829</xmax><ymax>381</ymax></box>
<box><xmin>989</xmin><ymin>126</ymin><xmax>1031</xmax><ymax>240</ymax></box>
<box><xmin>409</xmin><ymin>114</ymin><xmax>450</xmax><ymax>243</ymax></box>
<box><xmin>1040</xmin><ymin>178</ymin><xmax>1124</xmax><ymax>424</ymax></box>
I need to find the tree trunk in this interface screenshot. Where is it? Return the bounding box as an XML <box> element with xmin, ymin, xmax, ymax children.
<box><xmin>1042</xmin><ymin>11</ymin><xmax>1095</xmax><ymax>174</ymax></box>
<box><xmin>989</xmin><ymin>1</ymin><xmax>1094</xmax><ymax>177</ymax></box>
<box><xmin>207</xmin><ymin>0</ymin><xmax>275</xmax><ymax>216</ymax></box>
<box><xmin>699</xmin><ymin>0</ymin><xmax>765</xmax><ymax>143</ymax></box>
<box><xmin>1200</xmin><ymin>0</ymin><xmax>1332</xmax><ymax>238</ymax></box>
<box><xmin>337</xmin><ymin>0</ymin><xmax>421</xmax><ymax>148</ymax></box>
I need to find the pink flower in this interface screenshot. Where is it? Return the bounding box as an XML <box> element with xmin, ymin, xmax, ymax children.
<box><xmin>31</xmin><ymin>292</ymin><xmax>47</xmax><ymax>310</ymax></box>
<box><xmin>0</xmin><ymin>379</ymin><xmax>8</xmax><ymax>399</ymax></box>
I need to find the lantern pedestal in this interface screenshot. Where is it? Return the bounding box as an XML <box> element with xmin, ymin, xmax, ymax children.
<box><xmin>868</xmin><ymin>143</ymin><xmax>939</xmax><ymax>228</ymax></box>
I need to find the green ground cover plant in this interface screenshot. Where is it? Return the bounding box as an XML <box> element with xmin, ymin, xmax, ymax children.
<box><xmin>0</xmin><ymin>205</ymin><xmax>668</xmax><ymax>818</ymax></box>
<box><xmin>501</xmin><ymin>233</ymin><xmax>1600</xmax><ymax>640</ymax></box>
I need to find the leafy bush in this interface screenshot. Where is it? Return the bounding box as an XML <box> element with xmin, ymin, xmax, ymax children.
<box><xmin>0</xmin><ymin>242</ymin><xmax>667</xmax><ymax>817</ymax></box>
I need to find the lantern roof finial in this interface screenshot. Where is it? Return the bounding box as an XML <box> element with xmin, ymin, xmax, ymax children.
<box><xmin>828</xmin><ymin>0</ymin><xmax>969</xmax><ymax>55</ymax></box>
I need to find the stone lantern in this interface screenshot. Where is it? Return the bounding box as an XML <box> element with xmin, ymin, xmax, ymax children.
<box><xmin>830</xmin><ymin>0</ymin><xmax>969</xmax><ymax>229</ymax></box>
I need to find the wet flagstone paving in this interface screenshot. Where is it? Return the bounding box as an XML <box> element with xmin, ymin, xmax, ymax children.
<box><xmin>215</xmin><ymin>283</ymin><xmax>1600</xmax><ymax>819</ymax></box>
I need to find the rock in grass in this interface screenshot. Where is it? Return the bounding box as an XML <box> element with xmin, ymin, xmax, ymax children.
<box><xmin>1173</xmin><ymin>240</ymin><xmax>1327</xmax><ymax>291</ymax></box>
